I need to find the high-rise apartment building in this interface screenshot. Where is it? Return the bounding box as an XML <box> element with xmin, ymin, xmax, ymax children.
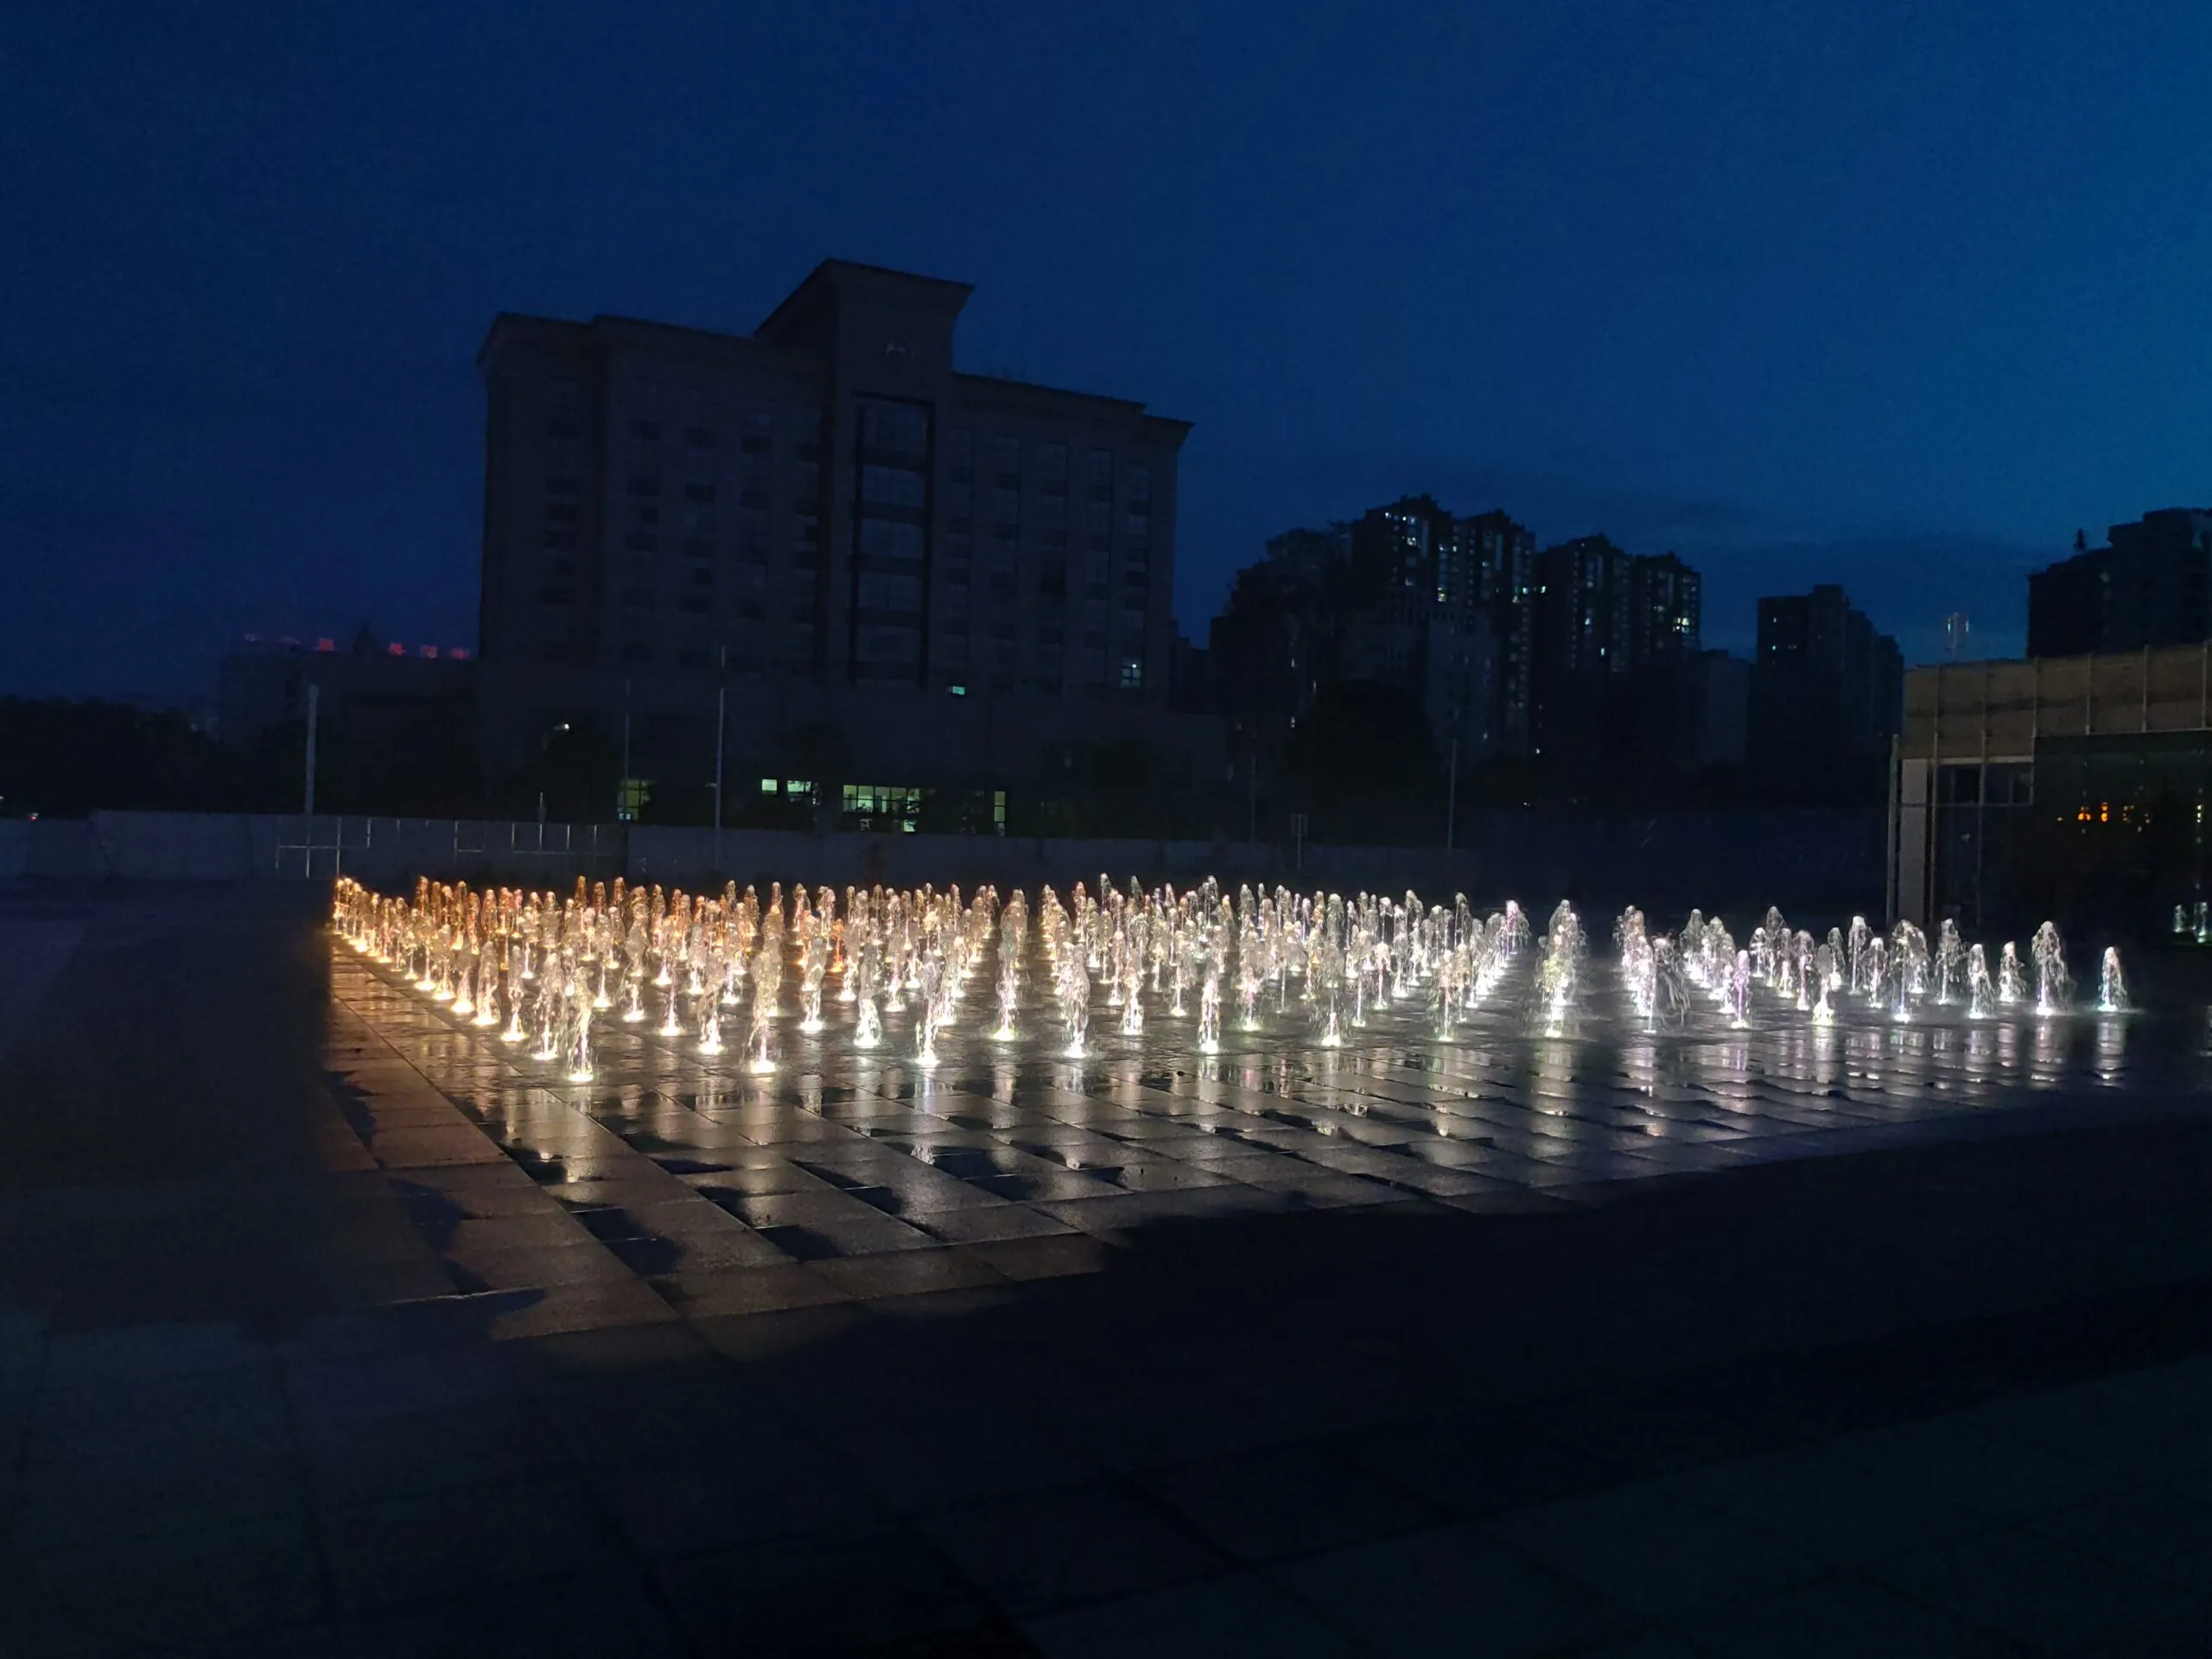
<box><xmin>2026</xmin><ymin>544</ymin><xmax>2106</xmax><ymax>658</ymax></box>
<box><xmin>1461</xmin><ymin>510</ymin><xmax>1536</xmax><ymax>753</ymax></box>
<box><xmin>1625</xmin><ymin>551</ymin><xmax>1702</xmax><ymax>664</ymax></box>
<box><xmin>2026</xmin><ymin>508</ymin><xmax>2212</xmax><ymax>658</ymax></box>
<box><xmin>1528</xmin><ymin>537</ymin><xmax>1709</xmax><ymax>774</ymax></box>
<box><xmin>1208</xmin><ymin>526</ymin><xmax>1345</xmax><ymax>784</ymax></box>
<box><xmin>1527</xmin><ymin>537</ymin><xmax>1637</xmax><ymax>744</ymax></box>
<box><xmin>478</xmin><ymin>261</ymin><xmax>1190</xmax><ymax>703</ymax></box>
<box><xmin>1342</xmin><ymin>498</ymin><xmax>1468</xmax><ymax>743</ymax></box>
<box><xmin>1217</xmin><ymin>509</ymin><xmax>1715</xmax><ymax>791</ymax></box>
<box><xmin>1210</xmin><ymin>499</ymin><xmax>1536</xmax><ymax>776</ymax></box>
<box><xmin>1748</xmin><ymin>583</ymin><xmax>1902</xmax><ymax>796</ymax></box>
<box><xmin>1338</xmin><ymin>496</ymin><xmax>1534</xmax><ymax>756</ymax></box>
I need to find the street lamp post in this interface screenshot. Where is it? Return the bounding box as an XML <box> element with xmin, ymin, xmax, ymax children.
<box><xmin>619</xmin><ymin>677</ymin><xmax>632</xmax><ymax>822</ymax></box>
<box><xmin>1247</xmin><ymin>735</ymin><xmax>1258</xmax><ymax>845</ymax></box>
<box><xmin>713</xmin><ymin>647</ymin><xmax>728</xmax><ymax>875</ymax></box>
<box><xmin>303</xmin><ymin>683</ymin><xmax>320</xmax><ymax>817</ymax></box>
<box><xmin>1446</xmin><ymin>728</ymin><xmax>1458</xmax><ymax>854</ymax></box>
<box><xmin>537</xmin><ymin>721</ymin><xmax>569</xmax><ymax>825</ymax></box>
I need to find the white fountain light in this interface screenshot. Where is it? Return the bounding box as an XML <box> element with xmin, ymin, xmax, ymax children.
<box><xmin>333</xmin><ymin>880</ymin><xmax>2131</xmax><ymax>1106</ymax></box>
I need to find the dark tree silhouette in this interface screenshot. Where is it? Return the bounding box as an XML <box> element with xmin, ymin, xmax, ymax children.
<box><xmin>1281</xmin><ymin>679</ymin><xmax>1440</xmax><ymax>843</ymax></box>
<box><xmin>0</xmin><ymin>699</ymin><xmax>230</xmax><ymax>815</ymax></box>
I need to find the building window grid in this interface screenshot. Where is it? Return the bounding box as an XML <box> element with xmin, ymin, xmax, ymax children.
<box><xmin>497</xmin><ymin>321</ymin><xmax>1174</xmax><ymax>702</ymax></box>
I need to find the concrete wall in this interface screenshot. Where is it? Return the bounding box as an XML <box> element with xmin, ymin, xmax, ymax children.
<box><xmin>0</xmin><ymin>815</ymin><xmax>620</xmax><ymax>887</ymax></box>
<box><xmin>1</xmin><ymin>807</ymin><xmax>1886</xmax><ymax>918</ymax></box>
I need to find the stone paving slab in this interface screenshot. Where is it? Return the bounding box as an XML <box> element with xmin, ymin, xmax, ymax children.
<box><xmin>6</xmin><ymin>891</ymin><xmax>2212</xmax><ymax>1653</ymax></box>
<box><xmin>321</xmin><ymin>937</ymin><xmax>2212</xmax><ymax>1312</ymax></box>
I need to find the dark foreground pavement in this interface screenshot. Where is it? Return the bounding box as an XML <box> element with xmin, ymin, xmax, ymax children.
<box><xmin>3</xmin><ymin>884</ymin><xmax>2210</xmax><ymax>1656</ymax></box>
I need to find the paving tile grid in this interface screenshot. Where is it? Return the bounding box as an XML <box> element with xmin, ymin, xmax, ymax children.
<box><xmin>7</xmin><ymin>892</ymin><xmax>2212</xmax><ymax>1656</ymax></box>
<box><xmin>330</xmin><ymin>929</ymin><xmax>2212</xmax><ymax>1295</ymax></box>
<box><xmin>10</xmin><ymin>1233</ymin><xmax>2212</xmax><ymax>1656</ymax></box>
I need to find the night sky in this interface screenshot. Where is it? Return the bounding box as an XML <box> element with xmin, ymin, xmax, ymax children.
<box><xmin>7</xmin><ymin>1</ymin><xmax>2209</xmax><ymax>703</ymax></box>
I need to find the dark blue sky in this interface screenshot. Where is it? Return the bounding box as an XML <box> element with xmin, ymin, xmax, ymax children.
<box><xmin>7</xmin><ymin>1</ymin><xmax>2209</xmax><ymax>701</ymax></box>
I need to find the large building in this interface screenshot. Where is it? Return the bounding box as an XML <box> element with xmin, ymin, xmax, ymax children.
<box><xmin>1209</xmin><ymin>500</ymin><xmax>1536</xmax><ymax>773</ymax></box>
<box><xmin>1215</xmin><ymin>518</ymin><xmax>1718</xmax><ymax>787</ymax></box>
<box><xmin>1747</xmin><ymin>583</ymin><xmax>1902</xmax><ymax>797</ymax></box>
<box><xmin>2025</xmin><ymin>541</ymin><xmax>2107</xmax><ymax>659</ymax></box>
<box><xmin>1893</xmin><ymin>512</ymin><xmax>2212</xmax><ymax>929</ymax></box>
<box><xmin>480</xmin><ymin>260</ymin><xmax>1189</xmax><ymax>698</ymax></box>
<box><xmin>468</xmin><ymin>261</ymin><xmax>1221</xmax><ymax>831</ymax></box>
<box><xmin>1529</xmin><ymin>534</ymin><xmax>1629</xmax><ymax>759</ymax></box>
<box><xmin>1678</xmin><ymin>650</ymin><xmax>1750</xmax><ymax>772</ymax></box>
<box><xmin>2026</xmin><ymin>507</ymin><xmax>2212</xmax><ymax>658</ymax></box>
<box><xmin>1207</xmin><ymin>526</ymin><xmax>1344</xmax><ymax>795</ymax></box>
<box><xmin>1528</xmin><ymin>537</ymin><xmax>1707</xmax><ymax>772</ymax></box>
<box><xmin>1341</xmin><ymin>496</ymin><xmax>1511</xmax><ymax>755</ymax></box>
<box><xmin>1897</xmin><ymin>645</ymin><xmax>2212</xmax><ymax>933</ymax></box>
<box><xmin>1462</xmin><ymin>510</ymin><xmax>1537</xmax><ymax>753</ymax></box>
<box><xmin>1625</xmin><ymin>551</ymin><xmax>1702</xmax><ymax>665</ymax></box>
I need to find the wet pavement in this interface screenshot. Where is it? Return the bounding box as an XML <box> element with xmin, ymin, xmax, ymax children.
<box><xmin>327</xmin><ymin>923</ymin><xmax>2212</xmax><ymax>1277</ymax></box>
<box><xmin>4</xmin><ymin>885</ymin><xmax>2212</xmax><ymax>1655</ymax></box>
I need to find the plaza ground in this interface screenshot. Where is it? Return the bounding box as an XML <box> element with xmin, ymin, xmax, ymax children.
<box><xmin>2</xmin><ymin>882</ymin><xmax>2209</xmax><ymax>1655</ymax></box>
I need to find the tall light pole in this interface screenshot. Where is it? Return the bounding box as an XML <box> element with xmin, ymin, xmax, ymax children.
<box><xmin>619</xmin><ymin>677</ymin><xmax>632</xmax><ymax>822</ymax></box>
<box><xmin>1446</xmin><ymin>728</ymin><xmax>1458</xmax><ymax>854</ymax></box>
<box><xmin>1247</xmin><ymin>737</ymin><xmax>1257</xmax><ymax>845</ymax></box>
<box><xmin>302</xmin><ymin>683</ymin><xmax>321</xmax><ymax>817</ymax></box>
<box><xmin>712</xmin><ymin>647</ymin><xmax>728</xmax><ymax>874</ymax></box>
<box><xmin>537</xmin><ymin>721</ymin><xmax>569</xmax><ymax>825</ymax></box>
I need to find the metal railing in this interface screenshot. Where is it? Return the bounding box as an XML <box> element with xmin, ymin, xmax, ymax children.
<box><xmin>271</xmin><ymin>817</ymin><xmax>622</xmax><ymax>881</ymax></box>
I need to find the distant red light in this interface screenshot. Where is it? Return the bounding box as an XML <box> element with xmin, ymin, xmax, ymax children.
<box><xmin>451</xmin><ymin>647</ymin><xmax>471</xmax><ymax>660</ymax></box>
<box><xmin>387</xmin><ymin>643</ymin><xmax>404</xmax><ymax>656</ymax></box>
<box><xmin>316</xmin><ymin>638</ymin><xmax>335</xmax><ymax>652</ymax></box>
<box><xmin>422</xmin><ymin>645</ymin><xmax>438</xmax><ymax>658</ymax></box>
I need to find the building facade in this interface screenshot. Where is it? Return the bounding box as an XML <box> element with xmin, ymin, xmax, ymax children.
<box><xmin>1528</xmin><ymin>537</ymin><xmax>1705</xmax><ymax>773</ymax></box>
<box><xmin>1216</xmin><ymin>520</ymin><xmax>1713</xmax><ymax>783</ymax></box>
<box><xmin>1898</xmin><ymin>646</ymin><xmax>2212</xmax><ymax>934</ymax></box>
<box><xmin>1341</xmin><ymin>496</ymin><xmax>1507</xmax><ymax>754</ymax></box>
<box><xmin>1211</xmin><ymin>500</ymin><xmax>1536</xmax><ymax>773</ymax></box>
<box><xmin>1748</xmin><ymin>584</ymin><xmax>1903</xmax><ymax>798</ymax></box>
<box><xmin>2025</xmin><ymin>543</ymin><xmax>2107</xmax><ymax>659</ymax></box>
<box><xmin>472</xmin><ymin>261</ymin><xmax>1218</xmax><ymax>830</ymax></box>
<box><xmin>480</xmin><ymin>261</ymin><xmax>1189</xmax><ymax>700</ymax></box>
<box><xmin>1670</xmin><ymin>649</ymin><xmax>1750</xmax><ymax>772</ymax></box>
<box><xmin>1207</xmin><ymin>526</ymin><xmax>1343</xmax><ymax>797</ymax></box>
<box><xmin>2026</xmin><ymin>508</ymin><xmax>2212</xmax><ymax>658</ymax></box>
<box><xmin>1624</xmin><ymin>552</ymin><xmax>1702</xmax><ymax>665</ymax></box>
<box><xmin>1529</xmin><ymin>535</ymin><xmax>1627</xmax><ymax>760</ymax></box>
<box><xmin>1462</xmin><ymin>510</ymin><xmax>1537</xmax><ymax>753</ymax></box>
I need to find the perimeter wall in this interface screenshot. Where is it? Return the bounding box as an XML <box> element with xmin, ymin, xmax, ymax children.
<box><xmin>0</xmin><ymin>809</ymin><xmax>1885</xmax><ymax>919</ymax></box>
